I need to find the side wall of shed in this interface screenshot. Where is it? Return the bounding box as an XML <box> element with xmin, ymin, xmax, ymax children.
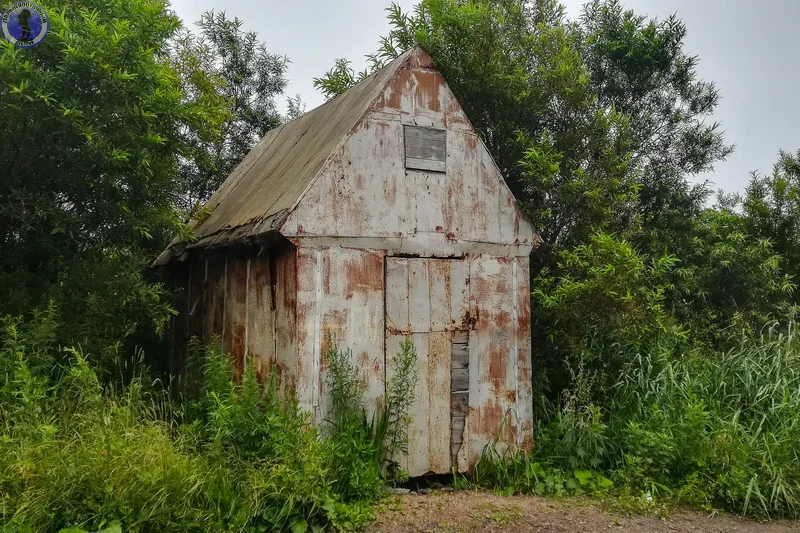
<box><xmin>170</xmin><ymin>244</ymin><xmax>298</xmax><ymax>391</ymax></box>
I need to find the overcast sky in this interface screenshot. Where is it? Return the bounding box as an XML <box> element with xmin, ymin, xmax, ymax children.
<box><xmin>169</xmin><ymin>0</ymin><xmax>800</xmax><ymax>195</ymax></box>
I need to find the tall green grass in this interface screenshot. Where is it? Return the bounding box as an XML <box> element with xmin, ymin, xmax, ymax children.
<box><xmin>476</xmin><ymin>321</ymin><xmax>800</xmax><ymax>518</ymax></box>
<box><xmin>0</xmin><ymin>312</ymin><xmax>416</xmax><ymax>532</ymax></box>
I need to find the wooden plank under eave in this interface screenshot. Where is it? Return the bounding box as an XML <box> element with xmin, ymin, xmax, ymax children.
<box><xmin>187</xmin><ymin>259</ymin><xmax>206</xmax><ymax>343</ymax></box>
<box><xmin>246</xmin><ymin>255</ymin><xmax>274</xmax><ymax>382</ymax></box>
<box><xmin>203</xmin><ymin>257</ymin><xmax>226</xmax><ymax>345</ymax></box>
<box><xmin>223</xmin><ymin>256</ymin><xmax>249</xmax><ymax>380</ymax></box>
<box><xmin>274</xmin><ymin>247</ymin><xmax>298</xmax><ymax>394</ymax></box>
<box><xmin>169</xmin><ymin>262</ymin><xmax>191</xmax><ymax>394</ymax></box>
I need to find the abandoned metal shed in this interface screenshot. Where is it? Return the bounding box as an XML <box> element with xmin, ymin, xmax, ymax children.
<box><xmin>155</xmin><ymin>45</ymin><xmax>538</xmax><ymax>476</ymax></box>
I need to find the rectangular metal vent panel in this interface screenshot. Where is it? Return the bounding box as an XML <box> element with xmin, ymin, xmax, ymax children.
<box><xmin>404</xmin><ymin>125</ymin><xmax>446</xmax><ymax>172</ymax></box>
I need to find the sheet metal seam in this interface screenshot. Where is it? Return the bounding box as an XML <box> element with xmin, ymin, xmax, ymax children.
<box><xmin>312</xmin><ymin>249</ymin><xmax>323</xmax><ymax>408</ymax></box>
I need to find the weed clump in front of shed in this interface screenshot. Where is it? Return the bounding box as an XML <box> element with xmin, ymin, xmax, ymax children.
<box><xmin>0</xmin><ymin>313</ymin><xmax>419</xmax><ymax>532</ymax></box>
<box><xmin>325</xmin><ymin>335</ymin><xmax>420</xmax><ymax>490</ymax></box>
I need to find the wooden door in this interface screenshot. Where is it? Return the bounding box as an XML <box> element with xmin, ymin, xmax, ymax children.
<box><xmin>385</xmin><ymin>257</ymin><xmax>470</xmax><ymax>476</ymax></box>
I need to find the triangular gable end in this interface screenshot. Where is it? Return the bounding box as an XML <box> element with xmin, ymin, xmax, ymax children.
<box><xmin>280</xmin><ymin>46</ymin><xmax>537</xmax><ymax>252</ymax></box>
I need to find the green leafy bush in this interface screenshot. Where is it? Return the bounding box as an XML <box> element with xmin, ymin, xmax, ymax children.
<box><xmin>0</xmin><ymin>315</ymin><xmax>419</xmax><ymax>532</ymax></box>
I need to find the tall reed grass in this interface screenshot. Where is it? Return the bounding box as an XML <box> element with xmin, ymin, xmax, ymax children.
<box><xmin>477</xmin><ymin>321</ymin><xmax>800</xmax><ymax>518</ymax></box>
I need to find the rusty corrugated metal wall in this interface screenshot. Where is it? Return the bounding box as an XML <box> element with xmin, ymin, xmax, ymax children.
<box><xmin>294</xmin><ymin>247</ymin><xmax>386</xmax><ymax>421</ymax></box>
<box><xmin>288</xmin><ymin>248</ymin><xmax>532</xmax><ymax>476</ymax></box>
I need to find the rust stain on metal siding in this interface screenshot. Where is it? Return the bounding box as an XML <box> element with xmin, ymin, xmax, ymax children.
<box><xmin>520</xmin><ymin>421</ymin><xmax>534</xmax><ymax>451</ymax></box>
<box><xmin>322</xmin><ymin>252</ymin><xmax>333</xmax><ymax>296</ymax></box>
<box><xmin>414</xmin><ymin>71</ymin><xmax>442</xmax><ymax>113</ymax></box>
<box><xmin>304</xmin><ymin>247</ymin><xmax>387</xmax><ymax>426</ymax></box>
<box><xmin>344</xmin><ymin>252</ymin><xmax>384</xmax><ymax>298</ymax></box>
<box><xmin>379</xmin><ymin>66</ymin><xmax>413</xmax><ymax>111</ymax></box>
<box><xmin>475</xmin><ymin>401</ymin><xmax>505</xmax><ymax>437</ymax></box>
<box><xmin>322</xmin><ymin>309</ymin><xmax>348</xmax><ymax>340</ymax></box>
<box><xmin>494</xmin><ymin>310</ymin><xmax>511</xmax><ymax>330</ymax></box>
<box><xmin>488</xmin><ymin>346</ymin><xmax>508</xmax><ymax>390</ymax></box>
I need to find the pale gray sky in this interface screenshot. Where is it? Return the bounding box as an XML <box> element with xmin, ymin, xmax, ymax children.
<box><xmin>170</xmin><ymin>0</ymin><xmax>800</xmax><ymax>195</ymax></box>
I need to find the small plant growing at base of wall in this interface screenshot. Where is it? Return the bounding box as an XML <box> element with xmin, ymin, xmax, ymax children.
<box><xmin>325</xmin><ymin>334</ymin><xmax>419</xmax><ymax>486</ymax></box>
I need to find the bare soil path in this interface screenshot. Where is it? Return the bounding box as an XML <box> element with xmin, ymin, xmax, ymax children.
<box><xmin>366</xmin><ymin>491</ymin><xmax>800</xmax><ymax>532</ymax></box>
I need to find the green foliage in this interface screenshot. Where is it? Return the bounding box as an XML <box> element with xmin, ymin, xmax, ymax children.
<box><xmin>383</xmin><ymin>338</ymin><xmax>419</xmax><ymax>470</ymax></box>
<box><xmin>743</xmin><ymin>149</ymin><xmax>800</xmax><ymax>301</ymax></box>
<box><xmin>324</xmin><ymin>339</ymin><xmax>384</xmax><ymax>501</ymax></box>
<box><xmin>663</xmin><ymin>208</ymin><xmax>795</xmax><ymax>343</ymax></box>
<box><xmin>183</xmin><ymin>341</ymin><xmax>342</xmax><ymax>531</ymax></box>
<box><xmin>323</xmin><ymin>336</ymin><xmax>419</xmax><ymax>489</ymax></box>
<box><xmin>0</xmin><ymin>313</ymin><xmax>404</xmax><ymax>532</ymax></box>
<box><xmin>479</xmin><ymin>321</ymin><xmax>800</xmax><ymax>518</ymax></box>
<box><xmin>6</xmin><ymin>0</ymin><xmax>800</xmax><ymax>525</ymax></box>
<box><xmin>313</xmin><ymin>58</ymin><xmax>369</xmax><ymax>101</ymax></box>
<box><xmin>171</xmin><ymin>10</ymin><xmax>288</xmax><ymax>210</ymax></box>
<box><xmin>0</xmin><ymin>0</ymin><xmax>229</xmax><ymax>365</ymax></box>
<box><xmin>474</xmin><ymin>447</ymin><xmax>614</xmax><ymax>498</ymax></box>
<box><xmin>535</xmin><ymin>233</ymin><xmax>677</xmax><ymax>347</ymax></box>
<box><xmin>577</xmin><ymin>0</ymin><xmax>733</xmax><ymax>240</ymax></box>
<box><xmin>532</xmin><ymin>232</ymin><xmax>682</xmax><ymax>406</ymax></box>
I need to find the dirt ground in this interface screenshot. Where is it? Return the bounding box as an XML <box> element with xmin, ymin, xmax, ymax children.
<box><xmin>366</xmin><ymin>491</ymin><xmax>800</xmax><ymax>533</ymax></box>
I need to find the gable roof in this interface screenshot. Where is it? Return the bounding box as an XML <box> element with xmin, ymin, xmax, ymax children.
<box><xmin>153</xmin><ymin>48</ymin><xmax>416</xmax><ymax>266</ymax></box>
